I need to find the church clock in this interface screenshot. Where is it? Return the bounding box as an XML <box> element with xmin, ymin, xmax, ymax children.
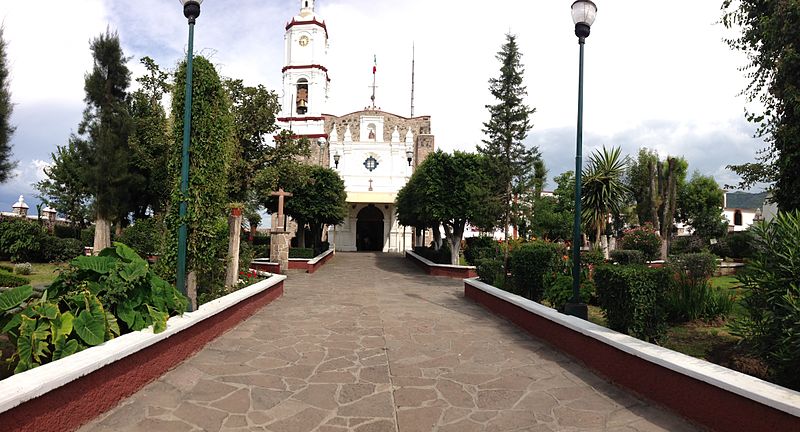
<box><xmin>299</xmin><ymin>35</ymin><xmax>310</xmax><ymax>47</ymax></box>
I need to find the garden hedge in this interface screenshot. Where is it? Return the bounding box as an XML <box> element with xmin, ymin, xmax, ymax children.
<box><xmin>594</xmin><ymin>264</ymin><xmax>671</xmax><ymax>342</ymax></box>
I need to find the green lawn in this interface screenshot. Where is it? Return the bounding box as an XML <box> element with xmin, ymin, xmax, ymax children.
<box><xmin>710</xmin><ymin>275</ymin><xmax>742</xmax><ymax>290</ymax></box>
<box><xmin>1</xmin><ymin>261</ymin><xmax>65</xmax><ymax>287</ymax></box>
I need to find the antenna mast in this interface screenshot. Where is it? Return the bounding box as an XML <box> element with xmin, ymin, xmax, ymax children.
<box><xmin>410</xmin><ymin>43</ymin><xmax>416</xmax><ymax>118</ymax></box>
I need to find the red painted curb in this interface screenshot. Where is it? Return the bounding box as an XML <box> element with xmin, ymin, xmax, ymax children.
<box><xmin>406</xmin><ymin>251</ymin><xmax>478</xmax><ymax>279</ymax></box>
<box><xmin>0</xmin><ymin>281</ymin><xmax>284</xmax><ymax>432</ymax></box>
<box><xmin>464</xmin><ymin>282</ymin><xmax>800</xmax><ymax>432</ymax></box>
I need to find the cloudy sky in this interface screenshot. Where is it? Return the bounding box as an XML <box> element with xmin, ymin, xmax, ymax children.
<box><xmin>0</xmin><ymin>0</ymin><xmax>764</xmax><ymax>213</ymax></box>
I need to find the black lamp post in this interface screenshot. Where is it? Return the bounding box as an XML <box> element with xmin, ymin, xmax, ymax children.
<box><xmin>406</xmin><ymin>149</ymin><xmax>413</xmax><ymax>167</ymax></box>
<box><xmin>565</xmin><ymin>0</ymin><xmax>597</xmax><ymax>320</ymax></box>
<box><xmin>333</xmin><ymin>152</ymin><xmax>341</xmax><ymax>169</ymax></box>
<box><xmin>176</xmin><ymin>0</ymin><xmax>203</xmax><ymax>312</ymax></box>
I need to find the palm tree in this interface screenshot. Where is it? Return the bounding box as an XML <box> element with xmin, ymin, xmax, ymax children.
<box><xmin>581</xmin><ymin>146</ymin><xmax>630</xmax><ymax>248</ymax></box>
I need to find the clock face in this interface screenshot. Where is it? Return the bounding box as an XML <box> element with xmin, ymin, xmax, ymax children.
<box><xmin>299</xmin><ymin>35</ymin><xmax>310</xmax><ymax>47</ymax></box>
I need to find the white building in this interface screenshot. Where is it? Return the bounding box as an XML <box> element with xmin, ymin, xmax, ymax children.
<box><xmin>275</xmin><ymin>0</ymin><xmax>434</xmax><ymax>252</ymax></box>
<box><xmin>723</xmin><ymin>191</ymin><xmax>768</xmax><ymax>232</ymax></box>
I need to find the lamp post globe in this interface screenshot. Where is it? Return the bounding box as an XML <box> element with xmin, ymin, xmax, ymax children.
<box><xmin>565</xmin><ymin>0</ymin><xmax>597</xmax><ymax>321</ymax></box>
<box><xmin>176</xmin><ymin>0</ymin><xmax>203</xmax><ymax>311</ymax></box>
<box><xmin>571</xmin><ymin>1</ymin><xmax>597</xmax><ymax>39</ymax></box>
<box><xmin>181</xmin><ymin>0</ymin><xmax>203</xmax><ymax>22</ymax></box>
<box><xmin>406</xmin><ymin>149</ymin><xmax>414</xmax><ymax>167</ymax></box>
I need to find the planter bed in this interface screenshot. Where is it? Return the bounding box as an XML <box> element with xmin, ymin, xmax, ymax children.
<box><xmin>0</xmin><ymin>274</ymin><xmax>286</xmax><ymax>432</ymax></box>
<box><xmin>463</xmin><ymin>278</ymin><xmax>800</xmax><ymax>432</ymax></box>
<box><xmin>288</xmin><ymin>248</ymin><xmax>335</xmax><ymax>273</ymax></box>
<box><xmin>250</xmin><ymin>258</ymin><xmax>281</xmax><ymax>274</ymax></box>
<box><xmin>406</xmin><ymin>250</ymin><xmax>477</xmax><ymax>279</ymax></box>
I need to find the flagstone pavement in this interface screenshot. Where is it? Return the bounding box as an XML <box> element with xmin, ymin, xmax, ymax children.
<box><xmin>79</xmin><ymin>252</ymin><xmax>699</xmax><ymax>432</ymax></box>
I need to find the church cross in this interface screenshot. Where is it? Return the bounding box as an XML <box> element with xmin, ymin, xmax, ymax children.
<box><xmin>270</xmin><ymin>188</ymin><xmax>293</xmax><ymax>229</ymax></box>
<box><xmin>369</xmin><ymin>179</ymin><xmax>373</xmax><ymax>191</ymax></box>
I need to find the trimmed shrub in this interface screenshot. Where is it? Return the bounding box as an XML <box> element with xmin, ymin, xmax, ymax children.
<box><xmin>464</xmin><ymin>236</ymin><xmax>498</xmax><ymax>266</ymax></box>
<box><xmin>595</xmin><ymin>264</ymin><xmax>671</xmax><ymax>342</ymax></box>
<box><xmin>610</xmin><ymin>249</ymin><xmax>646</xmax><ymax>265</ymax></box>
<box><xmin>510</xmin><ymin>241</ymin><xmax>564</xmax><ymax>301</ymax></box>
<box><xmin>0</xmin><ymin>271</ymin><xmax>30</xmax><ymax>288</ymax></box>
<box><xmin>669</xmin><ymin>235</ymin><xmax>705</xmax><ymax>256</ymax></box>
<box><xmin>620</xmin><ymin>224</ymin><xmax>662</xmax><ymax>261</ymax></box>
<box><xmin>41</xmin><ymin>236</ymin><xmax>84</xmax><ymax>263</ymax></box>
<box><xmin>0</xmin><ymin>264</ymin><xmax>12</xmax><ymax>273</ymax></box>
<box><xmin>118</xmin><ymin>218</ymin><xmax>161</xmax><ymax>258</ymax></box>
<box><xmin>53</xmin><ymin>224</ymin><xmax>81</xmax><ymax>239</ymax></box>
<box><xmin>13</xmin><ymin>262</ymin><xmax>32</xmax><ymax>275</ymax></box>
<box><xmin>412</xmin><ymin>245</ymin><xmax>451</xmax><ymax>264</ymax></box>
<box><xmin>80</xmin><ymin>226</ymin><xmax>95</xmax><ymax>247</ymax></box>
<box><xmin>476</xmin><ymin>257</ymin><xmax>504</xmax><ymax>287</ymax></box>
<box><xmin>666</xmin><ymin>253</ymin><xmax>731</xmax><ymax>322</ymax></box>
<box><xmin>727</xmin><ymin>231</ymin><xmax>755</xmax><ymax>259</ymax></box>
<box><xmin>732</xmin><ymin>211</ymin><xmax>800</xmax><ymax>389</ymax></box>
<box><xmin>543</xmin><ymin>275</ymin><xmax>595</xmax><ymax>312</ymax></box>
<box><xmin>709</xmin><ymin>237</ymin><xmax>732</xmax><ymax>259</ymax></box>
<box><xmin>289</xmin><ymin>247</ymin><xmax>315</xmax><ymax>259</ymax></box>
<box><xmin>238</xmin><ymin>241</ymin><xmax>254</xmax><ymax>272</ymax></box>
<box><xmin>0</xmin><ymin>218</ymin><xmax>47</xmax><ymax>262</ymax></box>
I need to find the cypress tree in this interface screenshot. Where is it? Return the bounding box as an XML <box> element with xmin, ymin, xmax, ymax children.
<box><xmin>479</xmin><ymin>33</ymin><xmax>541</xmax><ymax>263</ymax></box>
<box><xmin>0</xmin><ymin>26</ymin><xmax>17</xmax><ymax>183</ymax></box>
<box><xmin>79</xmin><ymin>30</ymin><xmax>133</xmax><ymax>251</ymax></box>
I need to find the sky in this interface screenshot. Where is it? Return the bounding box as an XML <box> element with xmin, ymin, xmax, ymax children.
<box><xmin>0</xmin><ymin>0</ymin><xmax>765</xmax><ymax>214</ymax></box>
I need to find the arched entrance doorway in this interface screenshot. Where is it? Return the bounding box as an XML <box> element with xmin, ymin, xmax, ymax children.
<box><xmin>357</xmin><ymin>205</ymin><xmax>384</xmax><ymax>251</ymax></box>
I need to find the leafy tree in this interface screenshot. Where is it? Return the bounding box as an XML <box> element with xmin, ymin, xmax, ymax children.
<box><xmin>0</xmin><ymin>26</ymin><xmax>17</xmax><ymax>182</ymax></box>
<box><xmin>36</xmin><ymin>139</ymin><xmax>92</xmax><ymax>227</ymax></box>
<box><xmin>396</xmin><ymin>150</ymin><xmax>495</xmax><ymax>265</ymax></box>
<box><xmin>127</xmin><ymin>57</ymin><xmax>171</xmax><ymax>217</ymax></box>
<box><xmin>224</xmin><ymin>79</ymin><xmax>281</xmax><ymax>203</ymax></box>
<box><xmin>581</xmin><ymin>146</ymin><xmax>630</xmax><ymax>247</ymax></box>
<box><xmin>722</xmin><ymin>1</ymin><xmax>800</xmax><ymax>211</ymax></box>
<box><xmin>479</xmin><ymin>33</ymin><xmax>541</xmax><ymax>266</ymax></box>
<box><xmin>677</xmin><ymin>173</ymin><xmax>728</xmax><ymax>239</ymax></box>
<box><xmin>626</xmin><ymin>148</ymin><xmax>687</xmax><ymax>258</ymax></box>
<box><xmin>553</xmin><ymin>171</ymin><xmax>576</xmax><ymax>214</ymax></box>
<box><xmin>529</xmin><ymin>195</ymin><xmax>572</xmax><ymax>241</ymax></box>
<box><xmin>79</xmin><ymin>30</ymin><xmax>134</xmax><ymax>251</ymax></box>
<box><xmin>267</xmin><ymin>165</ymin><xmax>347</xmax><ymax>253</ymax></box>
<box><xmin>160</xmin><ymin>56</ymin><xmax>235</xmax><ymax>303</ymax></box>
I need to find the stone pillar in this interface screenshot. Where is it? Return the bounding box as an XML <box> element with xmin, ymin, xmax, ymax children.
<box><xmin>270</xmin><ymin>230</ymin><xmax>291</xmax><ymax>273</ymax></box>
<box><xmin>225</xmin><ymin>208</ymin><xmax>243</xmax><ymax>288</ymax></box>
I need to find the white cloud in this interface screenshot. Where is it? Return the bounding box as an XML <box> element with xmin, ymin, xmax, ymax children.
<box><xmin>0</xmin><ymin>0</ymin><xmax>769</xmax><ymax>207</ymax></box>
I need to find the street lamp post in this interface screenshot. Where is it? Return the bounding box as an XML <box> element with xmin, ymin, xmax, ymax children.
<box><xmin>565</xmin><ymin>1</ymin><xmax>597</xmax><ymax>320</ymax></box>
<box><xmin>177</xmin><ymin>0</ymin><xmax>203</xmax><ymax>312</ymax></box>
<box><xmin>406</xmin><ymin>149</ymin><xmax>414</xmax><ymax>167</ymax></box>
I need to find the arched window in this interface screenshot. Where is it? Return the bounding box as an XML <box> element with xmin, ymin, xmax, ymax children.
<box><xmin>296</xmin><ymin>78</ymin><xmax>309</xmax><ymax>115</ymax></box>
<box><xmin>734</xmin><ymin>210</ymin><xmax>743</xmax><ymax>226</ymax></box>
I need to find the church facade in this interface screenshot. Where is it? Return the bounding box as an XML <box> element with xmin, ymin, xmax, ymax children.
<box><xmin>275</xmin><ymin>0</ymin><xmax>434</xmax><ymax>252</ymax></box>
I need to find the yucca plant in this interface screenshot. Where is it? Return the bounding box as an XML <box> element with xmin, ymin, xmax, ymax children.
<box><xmin>581</xmin><ymin>146</ymin><xmax>630</xmax><ymax>246</ymax></box>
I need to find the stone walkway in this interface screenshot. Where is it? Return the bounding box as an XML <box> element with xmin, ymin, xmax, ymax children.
<box><xmin>80</xmin><ymin>253</ymin><xmax>698</xmax><ymax>432</ymax></box>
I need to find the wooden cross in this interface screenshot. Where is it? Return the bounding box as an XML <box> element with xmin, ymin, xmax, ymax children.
<box><xmin>270</xmin><ymin>188</ymin><xmax>293</xmax><ymax>229</ymax></box>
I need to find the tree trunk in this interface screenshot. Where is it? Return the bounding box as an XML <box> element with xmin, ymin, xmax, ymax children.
<box><xmin>659</xmin><ymin>158</ymin><xmax>678</xmax><ymax>259</ymax></box>
<box><xmin>296</xmin><ymin>220</ymin><xmax>306</xmax><ymax>248</ymax></box>
<box><xmin>93</xmin><ymin>217</ymin><xmax>112</xmax><ymax>255</ymax></box>
<box><xmin>249</xmin><ymin>219</ymin><xmax>256</xmax><ymax>244</ymax></box>
<box><xmin>449</xmin><ymin>222</ymin><xmax>465</xmax><ymax>265</ymax></box>
<box><xmin>187</xmin><ymin>270</ymin><xmax>197</xmax><ymax>311</ymax></box>
<box><xmin>432</xmin><ymin>222</ymin><xmax>443</xmax><ymax>250</ymax></box>
<box><xmin>225</xmin><ymin>212</ymin><xmax>242</xmax><ymax>288</ymax></box>
<box><xmin>648</xmin><ymin>160</ymin><xmax>660</xmax><ymax>228</ymax></box>
<box><xmin>115</xmin><ymin>223</ymin><xmax>123</xmax><ymax>238</ymax></box>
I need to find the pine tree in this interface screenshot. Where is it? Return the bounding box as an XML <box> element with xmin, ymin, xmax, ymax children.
<box><xmin>0</xmin><ymin>26</ymin><xmax>17</xmax><ymax>183</ymax></box>
<box><xmin>479</xmin><ymin>33</ymin><xmax>541</xmax><ymax>259</ymax></box>
<box><xmin>79</xmin><ymin>30</ymin><xmax>133</xmax><ymax>251</ymax></box>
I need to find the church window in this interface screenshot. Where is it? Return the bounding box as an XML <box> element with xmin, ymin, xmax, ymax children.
<box><xmin>296</xmin><ymin>78</ymin><xmax>309</xmax><ymax>115</ymax></box>
<box><xmin>734</xmin><ymin>210</ymin><xmax>743</xmax><ymax>226</ymax></box>
<box><xmin>363</xmin><ymin>156</ymin><xmax>379</xmax><ymax>172</ymax></box>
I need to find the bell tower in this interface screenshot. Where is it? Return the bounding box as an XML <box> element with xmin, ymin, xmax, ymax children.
<box><xmin>277</xmin><ymin>0</ymin><xmax>329</xmax><ymax>137</ymax></box>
